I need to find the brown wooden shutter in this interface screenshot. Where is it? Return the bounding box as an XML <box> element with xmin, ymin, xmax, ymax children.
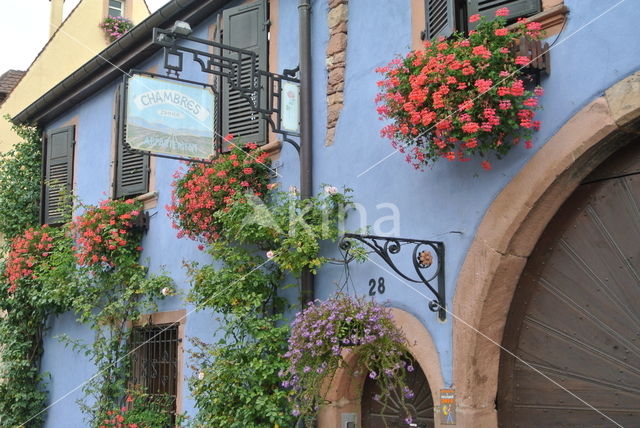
<box><xmin>115</xmin><ymin>84</ymin><xmax>149</xmax><ymax>198</ymax></box>
<box><xmin>468</xmin><ymin>0</ymin><xmax>541</xmax><ymax>29</ymax></box>
<box><xmin>423</xmin><ymin>0</ymin><xmax>456</xmax><ymax>41</ymax></box>
<box><xmin>43</xmin><ymin>125</ymin><xmax>74</xmax><ymax>225</ymax></box>
<box><xmin>221</xmin><ymin>0</ymin><xmax>268</xmax><ymax>151</ymax></box>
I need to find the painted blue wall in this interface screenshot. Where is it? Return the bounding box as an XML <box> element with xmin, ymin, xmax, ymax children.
<box><xmin>39</xmin><ymin>0</ymin><xmax>640</xmax><ymax>425</ymax></box>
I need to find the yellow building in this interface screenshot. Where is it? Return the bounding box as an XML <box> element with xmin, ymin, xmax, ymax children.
<box><xmin>0</xmin><ymin>0</ymin><xmax>150</xmax><ymax>152</ymax></box>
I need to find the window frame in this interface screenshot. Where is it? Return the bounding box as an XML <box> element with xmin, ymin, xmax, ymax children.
<box><xmin>108</xmin><ymin>0</ymin><xmax>125</xmax><ymax>17</ymax></box>
<box><xmin>130</xmin><ymin>310</ymin><xmax>186</xmax><ymax>418</ymax></box>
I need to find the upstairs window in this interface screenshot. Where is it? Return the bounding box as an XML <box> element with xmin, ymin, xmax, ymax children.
<box><xmin>108</xmin><ymin>0</ymin><xmax>124</xmax><ymax>17</ymax></box>
<box><xmin>42</xmin><ymin>125</ymin><xmax>74</xmax><ymax>225</ymax></box>
<box><xmin>220</xmin><ymin>0</ymin><xmax>268</xmax><ymax>151</ymax></box>
<box><xmin>423</xmin><ymin>0</ymin><xmax>541</xmax><ymax>40</ymax></box>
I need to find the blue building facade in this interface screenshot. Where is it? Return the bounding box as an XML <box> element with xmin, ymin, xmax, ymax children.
<box><xmin>14</xmin><ymin>0</ymin><xmax>640</xmax><ymax>426</ymax></box>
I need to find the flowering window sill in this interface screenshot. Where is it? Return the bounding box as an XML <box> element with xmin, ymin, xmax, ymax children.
<box><xmin>508</xmin><ymin>4</ymin><xmax>569</xmax><ymax>36</ymax></box>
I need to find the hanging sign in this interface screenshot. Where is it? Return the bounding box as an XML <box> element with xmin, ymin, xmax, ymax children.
<box><xmin>280</xmin><ymin>80</ymin><xmax>300</xmax><ymax>134</ymax></box>
<box><xmin>440</xmin><ymin>389</ymin><xmax>457</xmax><ymax>425</ymax></box>
<box><xmin>125</xmin><ymin>74</ymin><xmax>216</xmax><ymax>159</ymax></box>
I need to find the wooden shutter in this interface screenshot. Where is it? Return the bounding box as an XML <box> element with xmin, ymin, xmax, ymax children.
<box><xmin>423</xmin><ymin>0</ymin><xmax>456</xmax><ymax>41</ymax></box>
<box><xmin>221</xmin><ymin>0</ymin><xmax>268</xmax><ymax>151</ymax></box>
<box><xmin>115</xmin><ymin>84</ymin><xmax>149</xmax><ymax>198</ymax></box>
<box><xmin>43</xmin><ymin>126</ymin><xmax>74</xmax><ymax>225</ymax></box>
<box><xmin>468</xmin><ymin>0</ymin><xmax>541</xmax><ymax>29</ymax></box>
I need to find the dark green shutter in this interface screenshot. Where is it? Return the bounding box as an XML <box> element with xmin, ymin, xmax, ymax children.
<box><xmin>424</xmin><ymin>0</ymin><xmax>456</xmax><ymax>41</ymax></box>
<box><xmin>468</xmin><ymin>0</ymin><xmax>541</xmax><ymax>29</ymax></box>
<box><xmin>43</xmin><ymin>125</ymin><xmax>74</xmax><ymax>225</ymax></box>
<box><xmin>222</xmin><ymin>0</ymin><xmax>268</xmax><ymax>151</ymax></box>
<box><xmin>115</xmin><ymin>84</ymin><xmax>149</xmax><ymax>198</ymax></box>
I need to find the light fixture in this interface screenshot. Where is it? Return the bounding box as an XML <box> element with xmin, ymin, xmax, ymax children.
<box><xmin>170</xmin><ymin>20</ymin><xmax>192</xmax><ymax>37</ymax></box>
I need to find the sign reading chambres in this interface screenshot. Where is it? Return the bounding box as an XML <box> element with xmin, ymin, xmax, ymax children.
<box><xmin>125</xmin><ymin>74</ymin><xmax>216</xmax><ymax>159</ymax></box>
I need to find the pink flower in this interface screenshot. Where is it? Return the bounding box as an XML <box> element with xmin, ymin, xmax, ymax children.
<box><xmin>527</xmin><ymin>21</ymin><xmax>542</xmax><ymax>31</ymax></box>
<box><xmin>496</xmin><ymin>7</ymin><xmax>510</xmax><ymax>17</ymax></box>
<box><xmin>494</xmin><ymin>28</ymin><xmax>509</xmax><ymax>36</ymax></box>
<box><xmin>324</xmin><ymin>185</ymin><xmax>338</xmax><ymax>194</ymax></box>
<box><xmin>462</xmin><ymin>122</ymin><xmax>480</xmax><ymax>133</ymax></box>
<box><xmin>266</xmin><ymin>250</ymin><xmax>275</xmax><ymax>259</ymax></box>
<box><xmin>469</xmin><ymin>14</ymin><xmax>481</xmax><ymax>23</ymax></box>
<box><xmin>515</xmin><ymin>56</ymin><xmax>530</xmax><ymax>66</ymax></box>
<box><xmin>481</xmin><ymin>160</ymin><xmax>492</xmax><ymax>170</ymax></box>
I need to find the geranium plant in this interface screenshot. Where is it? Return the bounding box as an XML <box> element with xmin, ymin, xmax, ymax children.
<box><xmin>376</xmin><ymin>7</ymin><xmax>544</xmax><ymax>170</ymax></box>
<box><xmin>5</xmin><ymin>225</ymin><xmax>56</xmax><ymax>293</ymax></box>
<box><xmin>101</xmin><ymin>16</ymin><xmax>134</xmax><ymax>42</ymax></box>
<box><xmin>73</xmin><ymin>198</ymin><xmax>144</xmax><ymax>267</ymax></box>
<box><xmin>167</xmin><ymin>141</ymin><xmax>272</xmax><ymax>243</ymax></box>
<box><xmin>100</xmin><ymin>389</ymin><xmax>176</xmax><ymax>428</ymax></box>
<box><xmin>281</xmin><ymin>294</ymin><xmax>413</xmax><ymax>424</ymax></box>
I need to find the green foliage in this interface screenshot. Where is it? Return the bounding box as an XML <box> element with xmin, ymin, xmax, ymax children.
<box><xmin>61</xmin><ymin>199</ymin><xmax>173</xmax><ymax>427</ymax></box>
<box><xmin>0</xmin><ymin>121</ymin><xmax>76</xmax><ymax>427</ymax></box>
<box><xmin>189</xmin><ymin>317</ymin><xmax>292</xmax><ymax>428</ymax></box>
<box><xmin>184</xmin><ymin>183</ymin><xmax>357</xmax><ymax>427</ymax></box>
<box><xmin>0</xmin><ymin>225</ymin><xmax>75</xmax><ymax>427</ymax></box>
<box><xmin>0</xmin><ymin>117</ymin><xmax>41</xmax><ymax>242</ymax></box>
<box><xmin>99</xmin><ymin>387</ymin><xmax>177</xmax><ymax>428</ymax></box>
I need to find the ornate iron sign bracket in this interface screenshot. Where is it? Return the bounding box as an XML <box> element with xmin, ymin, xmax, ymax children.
<box><xmin>152</xmin><ymin>27</ymin><xmax>301</xmax><ymax>152</ymax></box>
<box><xmin>340</xmin><ymin>234</ymin><xmax>446</xmax><ymax>321</ymax></box>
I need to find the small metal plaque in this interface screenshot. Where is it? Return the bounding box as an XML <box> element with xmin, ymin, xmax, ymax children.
<box><xmin>280</xmin><ymin>80</ymin><xmax>300</xmax><ymax>134</ymax></box>
<box><xmin>440</xmin><ymin>389</ymin><xmax>456</xmax><ymax>425</ymax></box>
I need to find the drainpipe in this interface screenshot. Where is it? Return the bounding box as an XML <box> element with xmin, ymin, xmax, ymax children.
<box><xmin>299</xmin><ymin>0</ymin><xmax>314</xmax><ymax>305</ymax></box>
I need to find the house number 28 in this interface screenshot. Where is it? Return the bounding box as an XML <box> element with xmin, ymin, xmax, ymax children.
<box><xmin>368</xmin><ymin>277</ymin><xmax>386</xmax><ymax>296</ymax></box>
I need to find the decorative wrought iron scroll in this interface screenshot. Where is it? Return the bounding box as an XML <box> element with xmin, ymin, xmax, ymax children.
<box><xmin>152</xmin><ymin>27</ymin><xmax>301</xmax><ymax>152</ymax></box>
<box><xmin>340</xmin><ymin>234</ymin><xmax>446</xmax><ymax>321</ymax></box>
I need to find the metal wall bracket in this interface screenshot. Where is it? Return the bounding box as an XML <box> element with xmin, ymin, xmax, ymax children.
<box><xmin>152</xmin><ymin>27</ymin><xmax>301</xmax><ymax>151</ymax></box>
<box><xmin>340</xmin><ymin>234</ymin><xmax>446</xmax><ymax>321</ymax></box>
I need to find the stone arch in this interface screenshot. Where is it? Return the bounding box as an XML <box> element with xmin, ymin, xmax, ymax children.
<box><xmin>318</xmin><ymin>308</ymin><xmax>445</xmax><ymax>427</ymax></box>
<box><xmin>452</xmin><ymin>71</ymin><xmax>640</xmax><ymax>427</ymax></box>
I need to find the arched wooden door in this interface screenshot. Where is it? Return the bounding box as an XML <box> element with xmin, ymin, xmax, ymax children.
<box><xmin>361</xmin><ymin>360</ymin><xmax>434</xmax><ymax>428</ymax></box>
<box><xmin>497</xmin><ymin>143</ymin><xmax>640</xmax><ymax>427</ymax></box>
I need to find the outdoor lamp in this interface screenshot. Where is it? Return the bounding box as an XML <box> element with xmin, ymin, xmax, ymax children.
<box><xmin>170</xmin><ymin>20</ymin><xmax>192</xmax><ymax>36</ymax></box>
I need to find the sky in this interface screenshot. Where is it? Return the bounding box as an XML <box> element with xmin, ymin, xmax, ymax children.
<box><xmin>0</xmin><ymin>0</ymin><xmax>171</xmax><ymax>72</ymax></box>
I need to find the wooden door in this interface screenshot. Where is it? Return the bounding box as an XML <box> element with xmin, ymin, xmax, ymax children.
<box><xmin>361</xmin><ymin>360</ymin><xmax>434</xmax><ymax>428</ymax></box>
<box><xmin>497</xmin><ymin>143</ymin><xmax>640</xmax><ymax>427</ymax></box>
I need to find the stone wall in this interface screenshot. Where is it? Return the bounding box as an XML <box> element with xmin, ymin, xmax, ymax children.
<box><xmin>325</xmin><ymin>0</ymin><xmax>348</xmax><ymax>146</ymax></box>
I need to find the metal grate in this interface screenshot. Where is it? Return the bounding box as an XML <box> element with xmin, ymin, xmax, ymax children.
<box><xmin>130</xmin><ymin>323</ymin><xmax>179</xmax><ymax>423</ymax></box>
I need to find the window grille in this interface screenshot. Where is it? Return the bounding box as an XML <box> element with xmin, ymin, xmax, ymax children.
<box><xmin>130</xmin><ymin>323</ymin><xmax>179</xmax><ymax>423</ymax></box>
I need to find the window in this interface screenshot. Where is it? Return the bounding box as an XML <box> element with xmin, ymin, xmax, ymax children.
<box><xmin>108</xmin><ymin>0</ymin><xmax>124</xmax><ymax>17</ymax></box>
<box><xmin>114</xmin><ymin>84</ymin><xmax>149</xmax><ymax>198</ymax></box>
<box><xmin>42</xmin><ymin>125</ymin><xmax>74</xmax><ymax>225</ymax></box>
<box><xmin>422</xmin><ymin>0</ymin><xmax>541</xmax><ymax>40</ymax></box>
<box><xmin>130</xmin><ymin>323</ymin><xmax>180</xmax><ymax>423</ymax></box>
<box><xmin>220</xmin><ymin>0</ymin><xmax>268</xmax><ymax>151</ymax></box>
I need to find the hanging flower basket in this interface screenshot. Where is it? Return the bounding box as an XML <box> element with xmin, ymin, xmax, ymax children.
<box><xmin>281</xmin><ymin>294</ymin><xmax>415</xmax><ymax>424</ymax></box>
<box><xmin>375</xmin><ymin>8</ymin><xmax>545</xmax><ymax>170</ymax></box>
<box><xmin>167</xmin><ymin>141</ymin><xmax>272</xmax><ymax>243</ymax></box>
<box><xmin>100</xmin><ymin>16</ymin><xmax>134</xmax><ymax>42</ymax></box>
<box><xmin>5</xmin><ymin>225</ymin><xmax>57</xmax><ymax>293</ymax></box>
<box><xmin>73</xmin><ymin>198</ymin><xmax>144</xmax><ymax>267</ymax></box>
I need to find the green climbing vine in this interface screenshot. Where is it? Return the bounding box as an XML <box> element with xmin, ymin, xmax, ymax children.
<box><xmin>169</xmin><ymin>143</ymin><xmax>356</xmax><ymax>427</ymax></box>
<box><xmin>0</xmin><ymin>119</ymin><xmax>75</xmax><ymax>427</ymax></box>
